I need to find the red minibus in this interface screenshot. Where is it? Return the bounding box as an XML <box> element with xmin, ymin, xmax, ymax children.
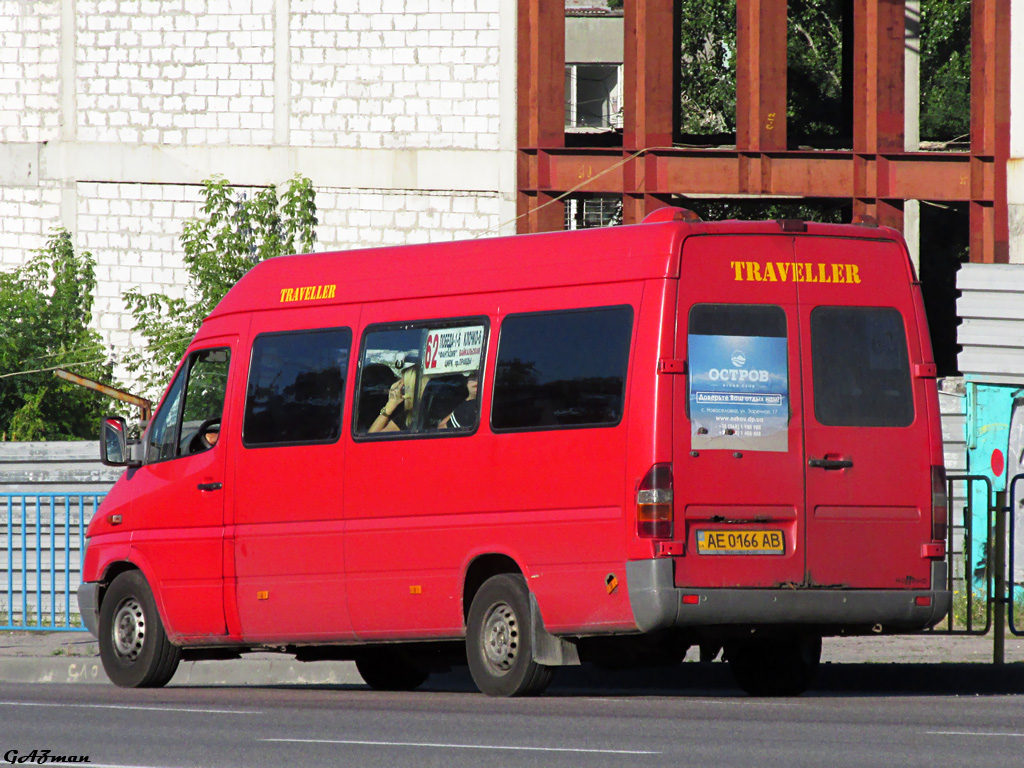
<box><xmin>81</xmin><ymin>209</ymin><xmax>949</xmax><ymax>696</ymax></box>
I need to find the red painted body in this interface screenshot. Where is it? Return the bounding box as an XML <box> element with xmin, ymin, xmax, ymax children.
<box><xmin>82</xmin><ymin>215</ymin><xmax>947</xmax><ymax>650</ymax></box>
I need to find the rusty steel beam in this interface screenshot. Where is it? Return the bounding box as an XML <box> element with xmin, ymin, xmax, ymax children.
<box><xmin>516</xmin><ymin>0</ymin><xmax>564</xmax><ymax>233</ymax></box>
<box><xmin>851</xmin><ymin>0</ymin><xmax>906</xmax><ymax>230</ymax></box>
<box><xmin>623</xmin><ymin>0</ymin><xmax>678</xmax><ymax>223</ymax></box>
<box><xmin>969</xmin><ymin>0</ymin><xmax>1010</xmax><ymax>263</ymax></box>
<box><xmin>736</xmin><ymin>0</ymin><xmax>787</xmax><ymax>152</ymax></box>
<box><xmin>54</xmin><ymin>368</ymin><xmax>152</xmax><ymax>422</ymax></box>
<box><xmin>623</xmin><ymin>0</ymin><xmax>676</xmax><ymax>151</ymax></box>
<box><xmin>852</xmin><ymin>0</ymin><xmax>905</xmax><ymax>154</ymax></box>
<box><xmin>516</xmin><ymin>1</ymin><xmax>1006</xmax><ymax>246</ymax></box>
<box><xmin>530</xmin><ymin>149</ymin><xmax>974</xmax><ymax>202</ymax></box>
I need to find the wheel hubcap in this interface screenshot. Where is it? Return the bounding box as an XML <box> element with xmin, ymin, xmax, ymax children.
<box><xmin>111</xmin><ymin>597</ymin><xmax>146</xmax><ymax>662</ymax></box>
<box><xmin>482</xmin><ymin>602</ymin><xmax>519</xmax><ymax>673</ymax></box>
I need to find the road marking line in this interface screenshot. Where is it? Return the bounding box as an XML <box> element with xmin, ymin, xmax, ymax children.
<box><xmin>927</xmin><ymin>730</ymin><xmax>1024</xmax><ymax>738</ymax></box>
<box><xmin>261</xmin><ymin>738</ymin><xmax>660</xmax><ymax>755</ymax></box>
<box><xmin>0</xmin><ymin>701</ymin><xmax>260</xmax><ymax>714</ymax></box>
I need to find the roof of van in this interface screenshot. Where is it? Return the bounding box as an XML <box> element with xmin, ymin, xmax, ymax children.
<box><xmin>206</xmin><ymin>216</ymin><xmax>906</xmax><ymax>321</ymax></box>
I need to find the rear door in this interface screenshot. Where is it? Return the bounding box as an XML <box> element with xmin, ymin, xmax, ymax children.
<box><xmin>796</xmin><ymin>235</ymin><xmax>932</xmax><ymax>589</ymax></box>
<box><xmin>674</xmin><ymin>234</ymin><xmax>806</xmax><ymax>588</ymax></box>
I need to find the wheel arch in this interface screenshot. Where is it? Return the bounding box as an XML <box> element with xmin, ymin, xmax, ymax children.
<box><xmin>97</xmin><ymin>561</ymin><xmax>141</xmax><ymax>611</ymax></box>
<box><xmin>462</xmin><ymin>553</ymin><xmax>523</xmax><ymax>625</ymax></box>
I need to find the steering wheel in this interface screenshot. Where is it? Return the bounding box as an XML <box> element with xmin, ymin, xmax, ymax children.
<box><xmin>189</xmin><ymin>418</ymin><xmax>222</xmax><ymax>453</ymax></box>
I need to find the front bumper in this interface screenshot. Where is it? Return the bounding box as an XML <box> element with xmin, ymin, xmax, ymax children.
<box><xmin>76</xmin><ymin>582</ymin><xmax>100</xmax><ymax>638</ymax></box>
<box><xmin>627</xmin><ymin>558</ymin><xmax>951</xmax><ymax>634</ymax></box>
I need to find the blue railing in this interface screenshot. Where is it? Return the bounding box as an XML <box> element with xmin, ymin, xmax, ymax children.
<box><xmin>1</xmin><ymin>493</ymin><xmax>104</xmax><ymax>632</ymax></box>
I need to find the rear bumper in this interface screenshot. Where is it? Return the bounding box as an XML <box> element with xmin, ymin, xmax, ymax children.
<box><xmin>627</xmin><ymin>558</ymin><xmax>951</xmax><ymax>634</ymax></box>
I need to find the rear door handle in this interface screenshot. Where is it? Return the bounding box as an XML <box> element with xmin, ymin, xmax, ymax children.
<box><xmin>808</xmin><ymin>457</ymin><xmax>853</xmax><ymax>470</ymax></box>
<box><xmin>197</xmin><ymin>482</ymin><xmax>223</xmax><ymax>491</ymax></box>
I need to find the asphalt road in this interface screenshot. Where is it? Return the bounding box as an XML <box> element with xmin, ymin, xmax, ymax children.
<box><xmin>2</xmin><ymin>680</ymin><xmax>1024</xmax><ymax>768</ymax></box>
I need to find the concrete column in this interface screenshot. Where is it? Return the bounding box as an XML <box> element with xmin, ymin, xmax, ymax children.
<box><xmin>59</xmin><ymin>0</ymin><xmax>77</xmax><ymax>235</ymax></box>
<box><xmin>274</xmin><ymin>0</ymin><xmax>290</xmax><ymax>146</ymax></box>
<box><xmin>498</xmin><ymin>0</ymin><xmax>518</xmax><ymax>233</ymax></box>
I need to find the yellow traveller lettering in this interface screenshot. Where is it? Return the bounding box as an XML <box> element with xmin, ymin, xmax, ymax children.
<box><xmin>731</xmin><ymin>261</ymin><xmax>861</xmax><ymax>285</ymax></box>
<box><xmin>279</xmin><ymin>283</ymin><xmax>338</xmax><ymax>303</ymax></box>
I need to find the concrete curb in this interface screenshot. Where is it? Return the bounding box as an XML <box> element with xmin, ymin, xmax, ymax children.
<box><xmin>0</xmin><ymin>656</ymin><xmax>366</xmax><ymax>686</ymax></box>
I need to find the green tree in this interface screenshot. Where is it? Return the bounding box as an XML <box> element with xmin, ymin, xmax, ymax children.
<box><xmin>123</xmin><ymin>174</ymin><xmax>318</xmax><ymax>397</ymax></box>
<box><xmin>679</xmin><ymin>0</ymin><xmax>737</xmax><ymax>134</ymax></box>
<box><xmin>0</xmin><ymin>229</ymin><xmax>113</xmax><ymax>440</ymax></box>
<box><xmin>786</xmin><ymin>0</ymin><xmax>843</xmax><ymax>146</ymax></box>
<box><xmin>920</xmin><ymin>0</ymin><xmax>971</xmax><ymax>143</ymax></box>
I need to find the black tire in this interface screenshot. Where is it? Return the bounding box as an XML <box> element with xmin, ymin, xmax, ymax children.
<box><xmin>726</xmin><ymin>635</ymin><xmax>821</xmax><ymax>697</ymax></box>
<box><xmin>355</xmin><ymin>649</ymin><xmax>429</xmax><ymax>691</ymax></box>
<box><xmin>466</xmin><ymin>574</ymin><xmax>554</xmax><ymax>697</ymax></box>
<box><xmin>98</xmin><ymin>571</ymin><xmax>181</xmax><ymax>688</ymax></box>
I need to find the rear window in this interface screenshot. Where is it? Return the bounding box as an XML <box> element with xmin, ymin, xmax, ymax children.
<box><xmin>810</xmin><ymin>306</ymin><xmax>914</xmax><ymax>427</ymax></box>
<box><xmin>243</xmin><ymin>328</ymin><xmax>351</xmax><ymax>446</ymax></box>
<box><xmin>491</xmin><ymin>306</ymin><xmax>633</xmax><ymax>431</ymax></box>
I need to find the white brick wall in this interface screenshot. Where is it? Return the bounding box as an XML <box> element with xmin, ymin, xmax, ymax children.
<box><xmin>290</xmin><ymin>1</ymin><xmax>501</xmax><ymax>150</ymax></box>
<box><xmin>77</xmin><ymin>0</ymin><xmax>277</xmax><ymax>146</ymax></box>
<box><xmin>0</xmin><ymin>1</ymin><xmax>517</xmax><ymax>390</ymax></box>
<box><xmin>318</xmin><ymin>188</ymin><xmax>502</xmax><ymax>247</ymax></box>
<box><xmin>0</xmin><ymin>1</ymin><xmax>62</xmax><ymax>143</ymax></box>
<box><xmin>0</xmin><ymin>186</ymin><xmax>63</xmax><ymax>268</ymax></box>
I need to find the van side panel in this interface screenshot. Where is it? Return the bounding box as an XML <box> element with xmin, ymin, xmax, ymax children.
<box><xmin>231</xmin><ymin>305</ymin><xmax>359</xmax><ymax>643</ymax></box>
<box><xmin>343</xmin><ymin>284</ymin><xmax>643</xmax><ymax>639</ymax></box>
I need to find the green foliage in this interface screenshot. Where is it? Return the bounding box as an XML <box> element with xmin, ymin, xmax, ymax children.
<box><xmin>676</xmin><ymin>0</ymin><xmax>967</xmax><ymax>147</ymax></box>
<box><xmin>124</xmin><ymin>175</ymin><xmax>317</xmax><ymax>397</ymax></box>
<box><xmin>0</xmin><ymin>229</ymin><xmax>113</xmax><ymax>441</ymax></box>
<box><xmin>787</xmin><ymin>0</ymin><xmax>843</xmax><ymax>145</ymax></box>
<box><xmin>679</xmin><ymin>0</ymin><xmax>736</xmax><ymax>134</ymax></box>
<box><xmin>920</xmin><ymin>0</ymin><xmax>971</xmax><ymax>142</ymax></box>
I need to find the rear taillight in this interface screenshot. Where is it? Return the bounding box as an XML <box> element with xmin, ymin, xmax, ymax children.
<box><xmin>931</xmin><ymin>464</ymin><xmax>947</xmax><ymax>542</ymax></box>
<box><xmin>637</xmin><ymin>463</ymin><xmax>673</xmax><ymax>539</ymax></box>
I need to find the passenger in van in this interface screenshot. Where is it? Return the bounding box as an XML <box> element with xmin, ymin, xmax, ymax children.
<box><xmin>369</xmin><ymin>365</ymin><xmax>419</xmax><ymax>433</ymax></box>
<box><xmin>439</xmin><ymin>374</ymin><xmax>479</xmax><ymax>429</ymax></box>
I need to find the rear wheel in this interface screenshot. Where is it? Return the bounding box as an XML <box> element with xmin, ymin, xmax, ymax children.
<box><xmin>98</xmin><ymin>571</ymin><xmax>181</xmax><ymax>688</ymax></box>
<box><xmin>466</xmin><ymin>574</ymin><xmax>553</xmax><ymax>697</ymax></box>
<box><xmin>355</xmin><ymin>649</ymin><xmax>429</xmax><ymax>691</ymax></box>
<box><xmin>726</xmin><ymin>635</ymin><xmax>821</xmax><ymax>697</ymax></box>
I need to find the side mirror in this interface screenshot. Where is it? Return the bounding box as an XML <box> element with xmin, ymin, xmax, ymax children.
<box><xmin>100</xmin><ymin>416</ymin><xmax>141</xmax><ymax>468</ymax></box>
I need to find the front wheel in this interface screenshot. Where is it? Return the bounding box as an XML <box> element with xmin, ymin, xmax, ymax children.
<box><xmin>726</xmin><ymin>635</ymin><xmax>821</xmax><ymax>697</ymax></box>
<box><xmin>98</xmin><ymin>571</ymin><xmax>181</xmax><ymax>688</ymax></box>
<box><xmin>466</xmin><ymin>574</ymin><xmax>553</xmax><ymax>697</ymax></box>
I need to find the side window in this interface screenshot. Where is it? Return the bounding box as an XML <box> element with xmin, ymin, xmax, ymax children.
<box><xmin>354</xmin><ymin>320</ymin><xmax>487</xmax><ymax>437</ymax></box>
<box><xmin>810</xmin><ymin>306</ymin><xmax>913</xmax><ymax>427</ymax></box>
<box><xmin>687</xmin><ymin>304</ymin><xmax>789</xmax><ymax>452</ymax></box>
<box><xmin>243</xmin><ymin>328</ymin><xmax>351</xmax><ymax>447</ymax></box>
<box><xmin>491</xmin><ymin>306</ymin><xmax>633</xmax><ymax>431</ymax></box>
<box><xmin>144</xmin><ymin>347</ymin><xmax>231</xmax><ymax>463</ymax></box>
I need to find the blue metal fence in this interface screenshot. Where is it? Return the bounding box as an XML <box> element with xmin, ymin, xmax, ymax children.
<box><xmin>1</xmin><ymin>493</ymin><xmax>104</xmax><ymax>632</ymax></box>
